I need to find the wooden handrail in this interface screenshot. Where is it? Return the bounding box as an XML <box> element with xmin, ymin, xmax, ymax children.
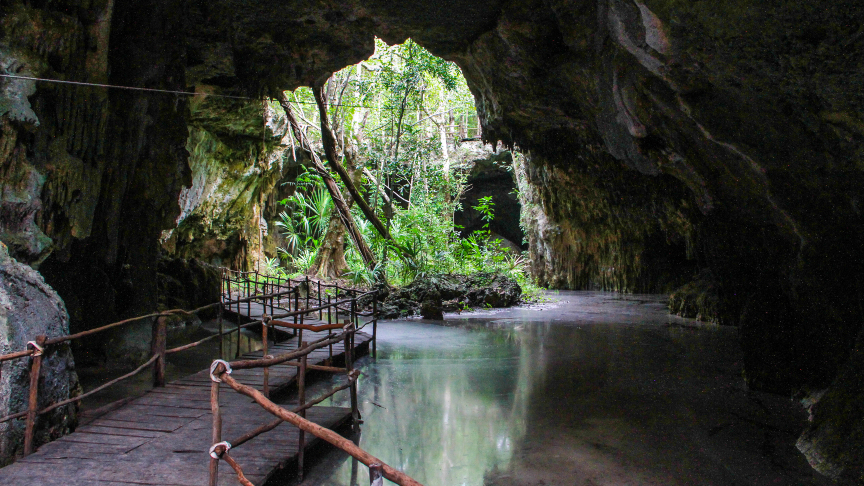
<box><xmin>0</xmin><ymin>265</ymin><xmax>378</xmax><ymax>464</ymax></box>
<box><xmin>213</xmin><ymin>363</ymin><xmax>423</xmax><ymax>486</ymax></box>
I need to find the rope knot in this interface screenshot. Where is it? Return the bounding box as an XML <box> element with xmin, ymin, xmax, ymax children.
<box><xmin>209</xmin><ymin>359</ymin><xmax>233</xmax><ymax>383</ymax></box>
<box><xmin>27</xmin><ymin>341</ymin><xmax>44</xmax><ymax>357</ymax></box>
<box><xmin>209</xmin><ymin>441</ymin><xmax>231</xmax><ymax>459</ymax></box>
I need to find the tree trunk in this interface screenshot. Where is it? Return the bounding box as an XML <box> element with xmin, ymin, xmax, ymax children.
<box><xmin>278</xmin><ymin>94</ymin><xmax>377</xmax><ymax>270</ymax></box>
<box><xmin>313</xmin><ymin>84</ymin><xmax>396</xmax><ymax>244</ymax></box>
<box><xmin>309</xmin><ymin>152</ymin><xmax>364</xmax><ymax>278</ymax></box>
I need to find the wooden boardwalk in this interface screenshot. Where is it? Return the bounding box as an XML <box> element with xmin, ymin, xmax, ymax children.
<box><xmin>0</xmin><ymin>327</ymin><xmax>372</xmax><ymax>486</ymax></box>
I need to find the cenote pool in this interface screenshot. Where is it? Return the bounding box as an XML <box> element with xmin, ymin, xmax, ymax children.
<box><xmin>285</xmin><ymin>291</ymin><xmax>830</xmax><ymax>486</ymax></box>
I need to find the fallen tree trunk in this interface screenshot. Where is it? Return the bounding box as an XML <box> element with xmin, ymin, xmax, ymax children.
<box><xmin>313</xmin><ymin>83</ymin><xmax>395</xmax><ymax>243</ymax></box>
<box><xmin>278</xmin><ymin>94</ymin><xmax>376</xmax><ymax>270</ymax></box>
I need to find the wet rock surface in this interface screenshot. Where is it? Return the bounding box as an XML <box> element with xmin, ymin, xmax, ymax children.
<box><xmin>0</xmin><ymin>243</ymin><xmax>78</xmax><ymax>465</ymax></box>
<box><xmin>797</xmin><ymin>325</ymin><xmax>864</xmax><ymax>483</ymax></box>
<box><xmin>379</xmin><ymin>273</ymin><xmax>522</xmax><ymax>320</ymax></box>
<box><xmin>668</xmin><ymin>269</ymin><xmax>721</xmax><ymax>324</ymax></box>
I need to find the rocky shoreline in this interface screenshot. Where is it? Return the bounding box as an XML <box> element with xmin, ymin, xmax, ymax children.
<box><xmin>377</xmin><ymin>272</ymin><xmax>522</xmax><ymax>320</ymax></box>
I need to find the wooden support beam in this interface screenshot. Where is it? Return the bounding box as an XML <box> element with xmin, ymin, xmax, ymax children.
<box><xmin>152</xmin><ymin>317</ymin><xmax>167</xmax><ymax>387</ymax></box>
<box><xmin>23</xmin><ymin>335</ymin><xmax>46</xmax><ymax>455</ymax></box>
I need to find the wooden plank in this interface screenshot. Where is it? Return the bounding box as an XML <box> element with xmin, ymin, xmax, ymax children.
<box><xmin>97</xmin><ymin>410</ymin><xmax>196</xmax><ymax>426</ymax></box>
<box><xmin>88</xmin><ymin>418</ymin><xmax>187</xmax><ymax>433</ymax></box>
<box><xmin>36</xmin><ymin>440</ymin><xmax>131</xmax><ymax>456</ymax></box>
<box><xmin>120</xmin><ymin>403</ymin><xmax>211</xmax><ymax>416</ymax></box>
<box><xmin>76</xmin><ymin>425</ymin><xmax>165</xmax><ymax>438</ymax></box>
<box><xmin>53</xmin><ymin>432</ymin><xmax>151</xmax><ymax>447</ymax></box>
<box><xmin>127</xmin><ymin>396</ymin><xmax>213</xmax><ymax>410</ymax></box>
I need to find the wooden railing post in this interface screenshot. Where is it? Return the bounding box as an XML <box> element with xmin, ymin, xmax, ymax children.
<box><xmin>269</xmin><ymin>282</ymin><xmax>274</xmax><ymax>320</ymax></box>
<box><xmin>305</xmin><ymin>275</ymin><xmax>310</xmax><ymax>311</ymax></box>
<box><xmin>298</xmin><ymin>313</ymin><xmax>304</xmax><ymax>351</ymax></box>
<box><xmin>293</xmin><ymin>288</ymin><xmax>299</xmax><ymax>337</ymax></box>
<box><xmin>352</xmin><ymin>457</ymin><xmax>359</xmax><ymax>486</ymax></box>
<box><xmin>318</xmin><ymin>280</ymin><xmax>322</xmax><ymax>320</ymax></box>
<box><xmin>209</xmin><ymin>367</ymin><xmax>222</xmax><ymax>486</ymax></box>
<box><xmin>262</xmin><ymin>317</ymin><xmax>270</xmax><ymax>398</ymax></box>
<box><xmin>235</xmin><ymin>306</ymin><xmax>242</xmax><ymax>359</ymax></box>
<box><xmin>351</xmin><ymin>299</ymin><xmax>357</xmax><ymax>352</ymax></box>
<box><xmin>246</xmin><ymin>276</ymin><xmax>251</xmax><ymax>318</ymax></box>
<box><xmin>218</xmin><ymin>303</ymin><xmax>225</xmax><ymax>359</ymax></box>
<box><xmin>327</xmin><ymin>294</ymin><xmax>333</xmax><ymax>364</ymax></box>
<box><xmin>373</xmin><ymin>297</ymin><xmax>378</xmax><ymax>359</ymax></box>
<box><xmin>152</xmin><ymin>316</ymin><xmax>167</xmax><ymax>387</ymax></box>
<box><xmin>345</xmin><ymin>323</ymin><xmax>359</xmax><ymax>427</ymax></box>
<box><xmin>23</xmin><ymin>334</ymin><xmax>46</xmax><ymax>455</ymax></box>
<box><xmin>297</xmin><ymin>341</ymin><xmax>308</xmax><ymax>480</ymax></box>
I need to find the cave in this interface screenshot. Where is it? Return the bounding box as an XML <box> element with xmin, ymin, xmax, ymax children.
<box><xmin>1</xmin><ymin>0</ymin><xmax>863</xmax><ymax>481</ymax></box>
<box><xmin>453</xmin><ymin>148</ymin><xmax>528</xmax><ymax>252</ymax></box>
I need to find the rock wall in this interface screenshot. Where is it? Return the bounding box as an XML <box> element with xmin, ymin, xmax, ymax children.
<box><xmin>514</xmin><ymin>150</ymin><xmax>696</xmax><ymax>293</ymax></box>
<box><xmin>797</xmin><ymin>324</ymin><xmax>864</xmax><ymax>483</ymax></box>
<box><xmin>0</xmin><ymin>243</ymin><xmax>78</xmax><ymax>465</ymax></box>
<box><xmin>1</xmin><ymin>0</ymin><xmax>191</xmax><ymax>339</ymax></box>
<box><xmin>161</xmin><ymin>98</ymin><xmax>296</xmax><ymax>270</ymax></box>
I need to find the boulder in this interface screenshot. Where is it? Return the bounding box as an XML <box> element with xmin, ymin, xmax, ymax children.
<box><xmin>420</xmin><ymin>290</ymin><xmax>444</xmax><ymax>320</ymax></box>
<box><xmin>0</xmin><ymin>242</ymin><xmax>79</xmax><ymax>465</ymax></box>
<box><xmin>796</xmin><ymin>325</ymin><xmax>864</xmax><ymax>482</ymax></box>
<box><xmin>668</xmin><ymin>270</ymin><xmax>721</xmax><ymax>324</ymax></box>
<box><xmin>379</xmin><ymin>272</ymin><xmax>522</xmax><ymax>319</ymax></box>
<box><xmin>157</xmin><ymin>256</ymin><xmax>221</xmax><ymax>313</ymax></box>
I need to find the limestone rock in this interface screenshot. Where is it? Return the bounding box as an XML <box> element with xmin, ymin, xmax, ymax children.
<box><xmin>796</xmin><ymin>325</ymin><xmax>864</xmax><ymax>482</ymax></box>
<box><xmin>419</xmin><ymin>289</ymin><xmax>444</xmax><ymax>321</ymax></box>
<box><xmin>454</xmin><ymin>148</ymin><xmax>525</xmax><ymax>248</ymax></box>
<box><xmin>0</xmin><ymin>243</ymin><xmax>79</xmax><ymax>465</ymax></box>
<box><xmin>380</xmin><ymin>273</ymin><xmax>522</xmax><ymax>319</ymax></box>
<box><xmin>668</xmin><ymin>270</ymin><xmax>721</xmax><ymax>324</ymax></box>
<box><xmin>157</xmin><ymin>256</ymin><xmax>221</xmax><ymax>313</ymax></box>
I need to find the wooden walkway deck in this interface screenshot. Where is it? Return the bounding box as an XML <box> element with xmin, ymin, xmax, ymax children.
<box><xmin>0</xmin><ymin>327</ymin><xmax>372</xmax><ymax>486</ymax></box>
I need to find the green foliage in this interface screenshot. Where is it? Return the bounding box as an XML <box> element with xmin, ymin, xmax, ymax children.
<box><xmin>275</xmin><ymin>168</ymin><xmax>332</xmax><ymax>269</ymax></box>
<box><xmin>267</xmin><ymin>38</ymin><xmax>546</xmax><ymax>301</ymax></box>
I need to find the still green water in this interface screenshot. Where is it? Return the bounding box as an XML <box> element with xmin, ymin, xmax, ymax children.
<box><xmin>283</xmin><ymin>292</ymin><xmax>829</xmax><ymax>486</ymax></box>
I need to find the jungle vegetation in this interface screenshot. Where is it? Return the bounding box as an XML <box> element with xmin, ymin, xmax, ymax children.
<box><xmin>265</xmin><ymin>39</ymin><xmax>541</xmax><ymax>298</ymax></box>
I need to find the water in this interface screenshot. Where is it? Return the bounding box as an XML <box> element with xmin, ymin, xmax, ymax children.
<box><xmin>288</xmin><ymin>292</ymin><xmax>830</xmax><ymax>486</ymax></box>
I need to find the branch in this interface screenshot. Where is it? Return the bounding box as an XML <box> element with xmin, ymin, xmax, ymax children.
<box><xmin>278</xmin><ymin>93</ymin><xmax>377</xmax><ymax>270</ymax></box>
<box><xmin>313</xmin><ymin>83</ymin><xmax>396</xmax><ymax>245</ymax></box>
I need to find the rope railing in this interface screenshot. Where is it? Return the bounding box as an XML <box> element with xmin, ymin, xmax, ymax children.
<box><xmin>0</xmin><ymin>300</ymin><xmax>226</xmax><ymax>454</ymax></box>
<box><xmin>219</xmin><ymin>267</ymin><xmax>379</xmax><ymax>360</ymax></box>
<box><xmin>0</xmin><ymin>264</ymin><xmax>380</xmax><ymax>479</ymax></box>
<box><xmin>209</xmin><ymin>341</ymin><xmax>424</xmax><ymax>486</ymax></box>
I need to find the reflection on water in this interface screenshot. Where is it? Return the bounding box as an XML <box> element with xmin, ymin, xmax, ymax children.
<box><xmin>290</xmin><ymin>292</ymin><xmax>830</xmax><ymax>486</ymax></box>
<box><xmin>295</xmin><ymin>321</ymin><xmax>544</xmax><ymax>486</ymax></box>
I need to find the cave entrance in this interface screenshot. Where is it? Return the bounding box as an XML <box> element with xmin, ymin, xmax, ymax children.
<box><xmin>168</xmin><ymin>38</ymin><xmax>528</xmax><ymax>293</ymax></box>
